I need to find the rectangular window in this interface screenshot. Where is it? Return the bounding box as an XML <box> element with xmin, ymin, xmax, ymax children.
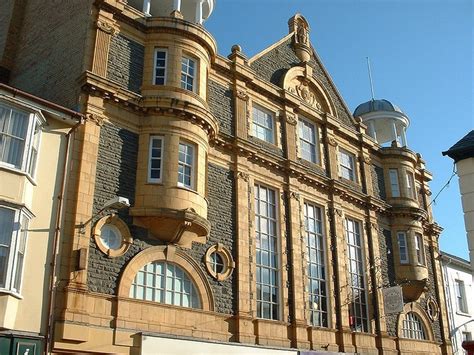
<box><xmin>339</xmin><ymin>149</ymin><xmax>356</xmax><ymax>181</ymax></box>
<box><xmin>415</xmin><ymin>233</ymin><xmax>425</xmax><ymax>265</ymax></box>
<box><xmin>178</xmin><ymin>142</ymin><xmax>194</xmax><ymax>189</ymax></box>
<box><xmin>389</xmin><ymin>169</ymin><xmax>400</xmax><ymax>197</ymax></box>
<box><xmin>181</xmin><ymin>57</ymin><xmax>196</xmax><ymax>92</ymax></box>
<box><xmin>299</xmin><ymin>118</ymin><xmax>318</xmax><ymax>164</ymax></box>
<box><xmin>0</xmin><ymin>206</ymin><xmax>29</xmax><ymax>293</ymax></box>
<box><xmin>345</xmin><ymin>218</ymin><xmax>369</xmax><ymax>332</ymax></box>
<box><xmin>406</xmin><ymin>172</ymin><xmax>415</xmax><ymax>199</ymax></box>
<box><xmin>148</xmin><ymin>136</ymin><xmax>163</xmax><ymax>183</ymax></box>
<box><xmin>463</xmin><ymin>332</ymin><xmax>472</xmax><ymax>341</ymax></box>
<box><xmin>397</xmin><ymin>232</ymin><xmax>409</xmax><ymax>264</ymax></box>
<box><xmin>154</xmin><ymin>49</ymin><xmax>167</xmax><ymax>85</ymax></box>
<box><xmin>252</xmin><ymin>105</ymin><xmax>274</xmax><ymax>143</ymax></box>
<box><xmin>304</xmin><ymin>202</ymin><xmax>328</xmax><ymax>327</ymax></box>
<box><xmin>255</xmin><ymin>184</ymin><xmax>279</xmax><ymax>320</ymax></box>
<box><xmin>455</xmin><ymin>279</ymin><xmax>468</xmax><ymax>313</ymax></box>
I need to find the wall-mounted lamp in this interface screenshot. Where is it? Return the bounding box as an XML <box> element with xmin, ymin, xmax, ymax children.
<box><xmin>77</xmin><ymin>196</ymin><xmax>130</xmax><ymax>233</ymax></box>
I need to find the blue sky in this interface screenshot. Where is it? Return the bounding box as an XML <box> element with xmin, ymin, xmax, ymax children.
<box><xmin>206</xmin><ymin>0</ymin><xmax>473</xmax><ymax>260</ymax></box>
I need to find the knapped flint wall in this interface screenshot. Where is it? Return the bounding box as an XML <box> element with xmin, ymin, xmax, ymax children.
<box><xmin>107</xmin><ymin>34</ymin><xmax>144</xmax><ymax>94</ymax></box>
<box><xmin>371</xmin><ymin>164</ymin><xmax>387</xmax><ymax>201</ymax></box>
<box><xmin>208</xmin><ymin>80</ymin><xmax>234</xmax><ymax>137</ymax></box>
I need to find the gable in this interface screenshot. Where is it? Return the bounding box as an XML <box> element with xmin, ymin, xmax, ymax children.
<box><xmin>249</xmin><ymin>15</ymin><xmax>355</xmax><ymax>128</ymax></box>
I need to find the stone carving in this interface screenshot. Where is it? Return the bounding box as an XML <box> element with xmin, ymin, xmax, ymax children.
<box><xmin>236</xmin><ymin>171</ymin><xmax>250</xmax><ymax>182</ymax></box>
<box><xmin>292</xmin><ymin>80</ymin><xmax>322</xmax><ymax>110</ymax></box>
<box><xmin>87</xmin><ymin>113</ymin><xmax>106</xmax><ymax>126</ymax></box>
<box><xmin>236</xmin><ymin>89</ymin><xmax>249</xmax><ymax>101</ymax></box>
<box><xmin>289</xmin><ymin>191</ymin><xmax>300</xmax><ymax>200</ymax></box>
<box><xmin>96</xmin><ymin>20</ymin><xmax>116</xmax><ymax>35</ymax></box>
<box><xmin>285</xmin><ymin>113</ymin><xmax>297</xmax><ymax>126</ymax></box>
<box><xmin>296</xmin><ymin>20</ymin><xmax>309</xmax><ymax>45</ymax></box>
<box><xmin>326</xmin><ymin>135</ymin><xmax>338</xmax><ymax>147</ymax></box>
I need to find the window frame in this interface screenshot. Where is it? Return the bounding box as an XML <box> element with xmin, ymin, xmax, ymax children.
<box><xmin>414</xmin><ymin>233</ymin><xmax>425</xmax><ymax>266</ymax></box>
<box><xmin>339</xmin><ymin>148</ymin><xmax>357</xmax><ymax>182</ymax></box>
<box><xmin>304</xmin><ymin>202</ymin><xmax>328</xmax><ymax>327</ymax></box>
<box><xmin>148</xmin><ymin>135</ymin><xmax>164</xmax><ymax>183</ymax></box>
<box><xmin>397</xmin><ymin>232</ymin><xmax>409</xmax><ymax>264</ymax></box>
<box><xmin>298</xmin><ymin>117</ymin><xmax>319</xmax><ymax>164</ymax></box>
<box><xmin>389</xmin><ymin>169</ymin><xmax>400</xmax><ymax>197</ymax></box>
<box><xmin>254</xmin><ymin>183</ymin><xmax>280</xmax><ymax>321</ymax></box>
<box><xmin>402</xmin><ymin>312</ymin><xmax>427</xmax><ymax>340</ymax></box>
<box><xmin>251</xmin><ymin>104</ymin><xmax>275</xmax><ymax>144</ymax></box>
<box><xmin>153</xmin><ymin>48</ymin><xmax>167</xmax><ymax>85</ymax></box>
<box><xmin>177</xmin><ymin>141</ymin><xmax>195</xmax><ymax>190</ymax></box>
<box><xmin>454</xmin><ymin>279</ymin><xmax>469</xmax><ymax>314</ymax></box>
<box><xmin>129</xmin><ymin>261</ymin><xmax>201</xmax><ymax>309</ymax></box>
<box><xmin>345</xmin><ymin>217</ymin><xmax>369</xmax><ymax>333</ymax></box>
<box><xmin>0</xmin><ymin>205</ymin><xmax>31</xmax><ymax>296</ymax></box>
<box><xmin>0</xmin><ymin>102</ymin><xmax>43</xmax><ymax>179</ymax></box>
<box><xmin>180</xmin><ymin>56</ymin><xmax>197</xmax><ymax>92</ymax></box>
<box><xmin>406</xmin><ymin>171</ymin><xmax>416</xmax><ymax>199</ymax></box>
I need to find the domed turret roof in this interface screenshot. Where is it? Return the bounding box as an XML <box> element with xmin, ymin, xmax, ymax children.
<box><xmin>353</xmin><ymin>99</ymin><xmax>404</xmax><ymax>117</ymax></box>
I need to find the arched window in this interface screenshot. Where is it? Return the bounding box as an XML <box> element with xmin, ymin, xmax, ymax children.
<box><xmin>402</xmin><ymin>312</ymin><xmax>427</xmax><ymax>340</ymax></box>
<box><xmin>129</xmin><ymin>261</ymin><xmax>200</xmax><ymax>309</ymax></box>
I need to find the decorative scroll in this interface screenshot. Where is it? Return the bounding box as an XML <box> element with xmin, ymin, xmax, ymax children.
<box><xmin>87</xmin><ymin>113</ymin><xmax>106</xmax><ymax>126</ymax></box>
<box><xmin>236</xmin><ymin>90</ymin><xmax>249</xmax><ymax>101</ymax></box>
<box><xmin>96</xmin><ymin>20</ymin><xmax>116</xmax><ymax>35</ymax></box>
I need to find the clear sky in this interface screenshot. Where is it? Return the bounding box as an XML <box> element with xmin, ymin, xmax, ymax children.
<box><xmin>205</xmin><ymin>0</ymin><xmax>473</xmax><ymax>260</ymax></box>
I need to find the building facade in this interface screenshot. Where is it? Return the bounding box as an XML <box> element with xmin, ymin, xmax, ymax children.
<box><xmin>0</xmin><ymin>84</ymin><xmax>82</xmax><ymax>354</ymax></box>
<box><xmin>0</xmin><ymin>0</ymin><xmax>453</xmax><ymax>354</ymax></box>
<box><xmin>441</xmin><ymin>253</ymin><xmax>474</xmax><ymax>354</ymax></box>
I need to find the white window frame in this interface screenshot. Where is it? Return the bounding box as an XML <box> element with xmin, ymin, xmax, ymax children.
<box><xmin>181</xmin><ymin>56</ymin><xmax>196</xmax><ymax>92</ymax></box>
<box><xmin>0</xmin><ymin>102</ymin><xmax>42</xmax><ymax>179</ymax></box>
<box><xmin>129</xmin><ymin>261</ymin><xmax>201</xmax><ymax>309</ymax></box>
<box><xmin>345</xmin><ymin>217</ymin><xmax>369</xmax><ymax>333</ymax></box>
<box><xmin>0</xmin><ymin>205</ymin><xmax>30</xmax><ymax>295</ymax></box>
<box><xmin>251</xmin><ymin>104</ymin><xmax>275</xmax><ymax>144</ymax></box>
<box><xmin>148</xmin><ymin>136</ymin><xmax>164</xmax><ymax>183</ymax></box>
<box><xmin>402</xmin><ymin>312</ymin><xmax>427</xmax><ymax>340</ymax></box>
<box><xmin>254</xmin><ymin>184</ymin><xmax>280</xmax><ymax>321</ymax></box>
<box><xmin>406</xmin><ymin>171</ymin><xmax>415</xmax><ymax>199</ymax></box>
<box><xmin>153</xmin><ymin>48</ymin><xmax>167</xmax><ymax>85</ymax></box>
<box><xmin>298</xmin><ymin>117</ymin><xmax>318</xmax><ymax>164</ymax></box>
<box><xmin>178</xmin><ymin>141</ymin><xmax>195</xmax><ymax>189</ymax></box>
<box><xmin>455</xmin><ymin>279</ymin><xmax>469</xmax><ymax>314</ymax></box>
<box><xmin>339</xmin><ymin>149</ymin><xmax>356</xmax><ymax>182</ymax></box>
<box><xmin>415</xmin><ymin>233</ymin><xmax>425</xmax><ymax>266</ymax></box>
<box><xmin>397</xmin><ymin>232</ymin><xmax>409</xmax><ymax>264</ymax></box>
<box><xmin>389</xmin><ymin>169</ymin><xmax>400</xmax><ymax>197</ymax></box>
<box><xmin>304</xmin><ymin>202</ymin><xmax>328</xmax><ymax>327</ymax></box>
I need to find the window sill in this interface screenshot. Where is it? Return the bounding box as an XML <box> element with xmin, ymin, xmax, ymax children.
<box><xmin>0</xmin><ymin>164</ymin><xmax>37</xmax><ymax>186</ymax></box>
<box><xmin>456</xmin><ymin>310</ymin><xmax>471</xmax><ymax>317</ymax></box>
<box><xmin>0</xmin><ymin>289</ymin><xmax>23</xmax><ymax>300</ymax></box>
<box><xmin>175</xmin><ymin>185</ymin><xmax>198</xmax><ymax>195</ymax></box>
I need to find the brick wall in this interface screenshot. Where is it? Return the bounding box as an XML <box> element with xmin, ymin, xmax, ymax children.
<box><xmin>208</xmin><ymin>80</ymin><xmax>234</xmax><ymax>137</ymax></box>
<box><xmin>9</xmin><ymin>0</ymin><xmax>93</xmax><ymax>108</ymax></box>
<box><xmin>107</xmin><ymin>34</ymin><xmax>144</xmax><ymax>94</ymax></box>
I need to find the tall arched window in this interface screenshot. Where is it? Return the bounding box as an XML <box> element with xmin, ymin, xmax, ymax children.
<box><xmin>129</xmin><ymin>261</ymin><xmax>200</xmax><ymax>309</ymax></box>
<box><xmin>402</xmin><ymin>312</ymin><xmax>427</xmax><ymax>340</ymax></box>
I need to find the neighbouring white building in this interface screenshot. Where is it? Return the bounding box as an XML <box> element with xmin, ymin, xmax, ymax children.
<box><xmin>441</xmin><ymin>252</ymin><xmax>474</xmax><ymax>354</ymax></box>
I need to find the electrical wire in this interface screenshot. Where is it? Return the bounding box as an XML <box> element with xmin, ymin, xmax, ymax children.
<box><xmin>428</xmin><ymin>164</ymin><xmax>457</xmax><ymax>207</ymax></box>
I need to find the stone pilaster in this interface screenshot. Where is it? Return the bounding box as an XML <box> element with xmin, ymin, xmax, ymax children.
<box><xmin>92</xmin><ymin>12</ymin><xmax>117</xmax><ymax>77</ymax></box>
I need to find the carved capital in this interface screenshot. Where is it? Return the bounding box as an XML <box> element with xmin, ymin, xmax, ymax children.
<box><xmin>285</xmin><ymin>113</ymin><xmax>297</xmax><ymax>126</ymax></box>
<box><xmin>289</xmin><ymin>191</ymin><xmax>300</xmax><ymax>200</ymax></box>
<box><xmin>96</xmin><ymin>20</ymin><xmax>116</xmax><ymax>35</ymax></box>
<box><xmin>87</xmin><ymin>113</ymin><xmax>106</xmax><ymax>127</ymax></box>
<box><xmin>236</xmin><ymin>171</ymin><xmax>250</xmax><ymax>182</ymax></box>
<box><xmin>236</xmin><ymin>89</ymin><xmax>249</xmax><ymax>101</ymax></box>
<box><xmin>326</xmin><ymin>135</ymin><xmax>338</xmax><ymax>147</ymax></box>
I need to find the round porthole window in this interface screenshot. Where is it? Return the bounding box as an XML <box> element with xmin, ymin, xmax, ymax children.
<box><xmin>205</xmin><ymin>244</ymin><xmax>234</xmax><ymax>281</ymax></box>
<box><xmin>426</xmin><ymin>297</ymin><xmax>439</xmax><ymax>321</ymax></box>
<box><xmin>100</xmin><ymin>224</ymin><xmax>122</xmax><ymax>250</ymax></box>
<box><xmin>93</xmin><ymin>215</ymin><xmax>132</xmax><ymax>257</ymax></box>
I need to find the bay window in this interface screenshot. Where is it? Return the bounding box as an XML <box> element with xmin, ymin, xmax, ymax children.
<box><xmin>0</xmin><ymin>205</ymin><xmax>30</xmax><ymax>294</ymax></box>
<box><xmin>181</xmin><ymin>57</ymin><xmax>196</xmax><ymax>92</ymax></box>
<box><xmin>0</xmin><ymin>103</ymin><xmax>42</xmax><ymax>177</ymax></box>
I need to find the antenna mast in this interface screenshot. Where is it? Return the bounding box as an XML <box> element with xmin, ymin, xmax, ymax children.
<box><xmin>366</xmin><ymin>57</ymin><xmax>375</xmax><ymax>101</ymax></box>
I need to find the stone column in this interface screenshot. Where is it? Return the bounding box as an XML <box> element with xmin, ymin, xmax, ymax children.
<box><xmin>233</xmin><ymin>166</ymin><xmax>255</xmax><ymax>343</ymax></box>
<box><xmin>91</xmin><ymin>14</ymin><xmax>117</xmax><ymax>77</ymax></box>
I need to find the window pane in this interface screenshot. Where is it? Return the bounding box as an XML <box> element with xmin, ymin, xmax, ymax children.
<box><xmin>0</xmin><ymin>208</ymin><xmax>15</xmax><ymax>288</ymax></box>
<box><xmin>131</xmin><ymin>261</ymin><xmax>200</xmax><ymax>309</ymax></box>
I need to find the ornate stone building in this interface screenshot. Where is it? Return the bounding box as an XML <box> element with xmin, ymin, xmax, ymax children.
<box><xmin>0</xmin><ymin>0</ymin><xmax>453</xmax><ymax>354</ymax></box>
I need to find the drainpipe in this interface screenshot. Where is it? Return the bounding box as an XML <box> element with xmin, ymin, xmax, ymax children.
<box><xmin>44</xmin><ymin>118</ymin><xmax>84</xmax><ymax>355</ymax></box>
